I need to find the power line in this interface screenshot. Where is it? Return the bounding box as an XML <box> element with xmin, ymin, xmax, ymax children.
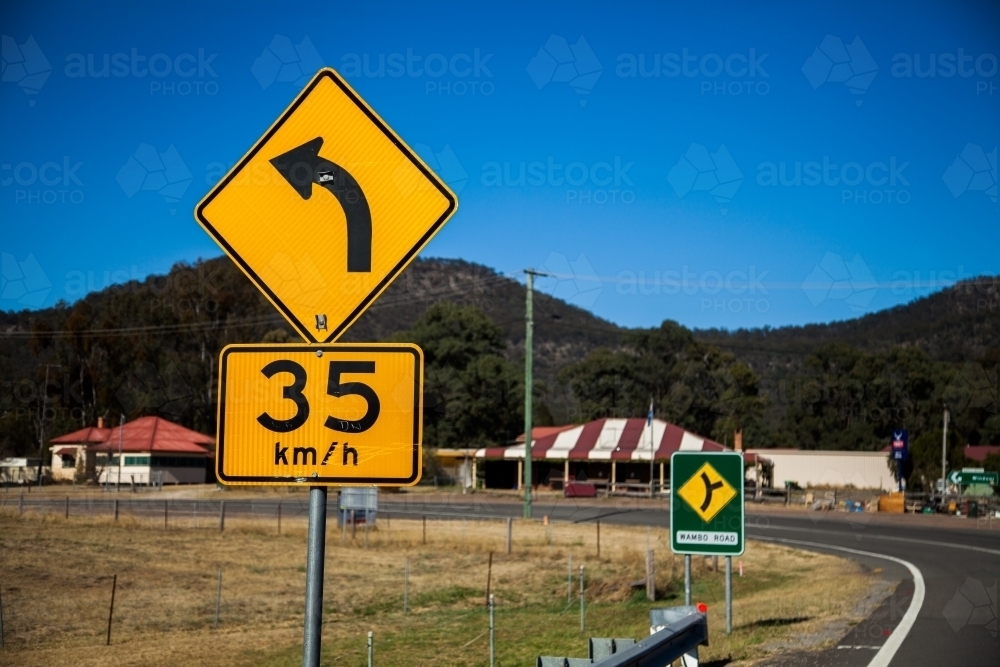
<box><xmin>0</xmin><ymin>274</ymin><xmax>517</xmax><ymax>339</ymax></box>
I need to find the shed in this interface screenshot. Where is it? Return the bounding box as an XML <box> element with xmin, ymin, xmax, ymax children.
<box><xmin>745</xmin><ymin>448</ymin><xmax>895</xmax><ymax>490</ymax></box>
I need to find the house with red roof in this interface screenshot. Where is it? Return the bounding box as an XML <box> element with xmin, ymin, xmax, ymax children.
<box><xmin>49</xmin><ymin>417</ymin><xmax>111</xmax><ymax>481</ymax></box>
<box><xmin>51</xmin><ymin>416</ymin><xmax>215</xmax><ymax>485</ymax></box>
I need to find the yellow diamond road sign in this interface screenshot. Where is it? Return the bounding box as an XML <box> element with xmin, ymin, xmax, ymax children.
<box><xmin>677</xmin><ymin>462</ymin><xmax>738</xmax><ymax>523</ymax></box>
<box><xmin>196</xmin><ymin>68</ymin><xmax>457</xmax><ymax>343</ymax></box>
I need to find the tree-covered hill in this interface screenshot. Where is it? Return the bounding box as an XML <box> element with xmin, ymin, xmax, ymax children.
<box><xmin>2</xmin><ymin>258</ymin><xmax>997</xmax><ymax>490</ymax></box>
<box><xmin>0</xmin><ymin>256</ymin><xmax>622</xmax><ymax>456</ymax></box>
<box><xmin>695</xmin><ymin>276</ymin><xmax>999</xmax><ymax>374</ymax></box>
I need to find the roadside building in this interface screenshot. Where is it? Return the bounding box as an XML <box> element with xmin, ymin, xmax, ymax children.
<box><xmin>0</xmin><ymin>457</ymin><xmax>45</xmax><ymax>485</ymax></box>
<box><xmin>746</xmin><ymin>448</ymin><xmax>896</xmax><ymax>490</ymax></box>
<box><xmin>433</xmin><ymin>448</ymin><xmax>479</xmax><ymax>488</ymax></box>
<box><xmin>83</xmin><ymin>416</ymin><xmax>214</xmax><ymax>486</ymax></box>
<box><xmin>48</xmin><ymin>418</ymin><xmax>111</xmax><ymax>481</ymax></box>
<box><xmin>474</xmin><ymin>418</ymin><xmax>771</xmax><ymax>493</ymax></box>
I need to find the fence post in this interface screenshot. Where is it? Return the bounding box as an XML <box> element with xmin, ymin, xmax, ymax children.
<box><xmin>579</xmin><ymin>564</ymin><xmax>585</xmax><ymax>632</ymax></box>
<box><xmin>215</xmin><ymin>569</ymin><xmax>223</xmax><ymax>628</ymax></box>
<box><xmin>646</xmin><ymin>549</ymin><xmax>656</xmax><ymax>601</ymax></box>
<box><xmin>341</xmin><ymin>508</ymin><xmax>347</xmax><ymax>545</ymax></box>
<box><xmin>114</xmin><ymin>499</ymin><xmax>119</xmax><ymax>522</ymax></box>
<box><xmin>485</xmin><ymin>551</ymin><xmax>493</xmax><ymax>607</ymax></box>
<box><xmin>65</xmin><ymin>496</ymin><xmax>69</xmax><ymax>519</ymax></box>
<box><xmin>18</xmin><ymin>493</ymin><xmax>23</xmax><ymax>516</ymax></box>
<box><xmin>106</xmin><ymin>574</ymin><xmax>117</xmax><ymax>646</ymax></box>
<box><xmin>219</xmin><ymin>501</ymin><xmax>226</xmax><ymax>532</ymax></box>
<box><xmin>489</xmin><ymin>593</ymin><xmax>495</xmax><ymax>667</ymax></box>
<box><xmin>567</xmin><ymin>553</ymin><xmax>573</xmax><ymax>603</ymax></box>
<box><xmin>0</xmin><ymin>575</ymin><xmax>5</xmax><ymax>648</ymax></box>
<box><xmin>367</xmin><ymin>630</ymin><xmax>373</xmax><ymax>667</ymax></box>
<box><xmin>505</xmin><ymin>517</ymin><xmax>512</xmax><ymax>555</ymax></box>
<box><xmin>364</xmin><ymin>517</ymin><xmax>369</xmax><ymax>549</ymax></box>
<box><xmin>403</xmin><ymin>557</ymin><xmax>409</xmax><ymax>614</ymax></box>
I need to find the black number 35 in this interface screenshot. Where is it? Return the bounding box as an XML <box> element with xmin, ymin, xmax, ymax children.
<box><xmin>256</xmin><ymin>360</ymin><xmax>380</xmax><ymax>434</ymax></box>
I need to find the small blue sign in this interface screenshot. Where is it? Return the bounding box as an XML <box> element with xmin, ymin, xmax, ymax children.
<box><xmin>891</xmin><ymin>429</ymin><xmax>909</xmax><ymax>460</ymax></box>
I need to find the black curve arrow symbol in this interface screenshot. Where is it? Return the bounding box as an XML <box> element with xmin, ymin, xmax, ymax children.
<box><xmin>270</xmin><ymin>137</ymin><xmax>372</xmax><ymax>273</ymax></box>
<box><xmin>699</xmin><ymin>472</ymin><xmax>724</xmax><ymax>512</ymax></box>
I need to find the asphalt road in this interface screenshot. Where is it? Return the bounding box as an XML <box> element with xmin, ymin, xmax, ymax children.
<box><xmin>8</xmin><ymin>492</ymin><xmax>999</xmax><ymax>666</ymax></box>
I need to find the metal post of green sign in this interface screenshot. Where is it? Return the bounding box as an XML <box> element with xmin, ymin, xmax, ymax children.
<box><xmin>725</xmin><ymin>556</ymin><xmax>732</xmax><ymax>634</ymax></box>
<box><xmin>684</xmin><ymin>555</ymin><xmax>691</xmax><ymax>606</ymax></box>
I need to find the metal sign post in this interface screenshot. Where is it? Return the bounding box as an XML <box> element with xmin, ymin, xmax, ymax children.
<box><xmin>684</xmin><ymin>555</ymin><xmax>691</xmax><ymax>605</ymax></box>
<box><xmin>302</xmin><ymin>487</ymin><xmax>328</xmax><ymax>667</ymax></box>
<box><xmin>725</xmin><ymin>556</ymin><xmax>732</xmax><ymax>634</ymax></box>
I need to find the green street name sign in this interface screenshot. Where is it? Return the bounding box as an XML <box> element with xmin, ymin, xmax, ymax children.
<box><xmin>671</xmin><ymin>451</ymin><xmax>745</xmax><ymax>556</ymax></box>
<box><xmin>948</xmin><ymin>470</ymin><xmax>999</xmax><ymax>486</ymax></box>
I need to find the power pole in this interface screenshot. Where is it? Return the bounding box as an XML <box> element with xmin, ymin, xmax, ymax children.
<box><xmin>941</xmin><ymin>407</ymin><xmax>949</xmax><ymax>494</ymax></box>
<box><xmin>36</xmin><ymin>363</ymin><xmax>61</xmax><ymax>488</ymax></box>
<box><xmin>522</xmin><ymin>269</ymin><xmax>550</xmax><ymax>519</ymax></box>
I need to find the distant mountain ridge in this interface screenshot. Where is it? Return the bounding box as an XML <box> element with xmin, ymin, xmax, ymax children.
<box><xmin>695</xmin><ymin>276</ymin><xmax>1000</xmax><ymax>376</ymax></box>
<box><xmin>2</xmin><ymin>257</ymin><xmax>996</xmax><ymax>442</ymax></box>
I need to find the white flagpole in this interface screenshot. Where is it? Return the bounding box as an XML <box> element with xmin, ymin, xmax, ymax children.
<box><xmin>648</xmin><ymin>398</ymin><xmax>655</xmax><ymax>497</ymax></box>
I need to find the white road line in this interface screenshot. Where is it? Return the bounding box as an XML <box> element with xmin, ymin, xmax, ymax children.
<box><xmin>752</xmin><ymin>536</ymin><xmax>925</xmax><ymax>667</ymax></box>
<box><xmin>749</xmin><ymin>522</ymin><xmax>1000</xmax><ymax>556</ymax></box>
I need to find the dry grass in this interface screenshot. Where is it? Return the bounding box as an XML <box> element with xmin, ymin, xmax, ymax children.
<box><xmin>0</xmin><ymin>508</ymin><xmax>875</xmax><ymax>666</ymax></box>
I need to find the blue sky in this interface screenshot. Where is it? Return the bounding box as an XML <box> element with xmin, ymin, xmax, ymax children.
<box><xmin>2</xmin><ymin>0</ymin><xmax>997</xmax><ymax>330</ymax></box>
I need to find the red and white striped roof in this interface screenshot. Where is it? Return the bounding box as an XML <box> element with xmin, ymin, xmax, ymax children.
<box><xmin>475</xmin><ymin>418</ymin><xmax>728</xmax><ymax>461</ymax></box>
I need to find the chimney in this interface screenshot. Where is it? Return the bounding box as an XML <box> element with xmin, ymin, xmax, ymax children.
<box><xmin>97</xmin><ymin>416</ymin><xmax>105</xmax><ymax>429</ymax></box>
<box><xmin>734</xmin><ymin>430</ymin><xmax>743</xmax><ymax>452</ymax></box>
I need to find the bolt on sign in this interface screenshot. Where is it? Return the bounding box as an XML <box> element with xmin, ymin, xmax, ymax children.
<box><xmin>671</xmin><ymin>452</ymin><xmax>745</xmax><ymax>556</ymax></box>
<box><xmin>217</xmin><ymin>344</ymin><xmax>422</xmax><ymax>486</ymax></box>
<box><xmin>195</xmin><ymin>67</ymin><xmax>457</xmax><ymax>344</ymax></box>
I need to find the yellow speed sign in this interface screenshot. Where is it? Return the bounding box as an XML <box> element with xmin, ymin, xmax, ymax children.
<box><xmin>216</xmin><ymin>343</ymin><xmax>422</xmax><ymax>486</ymax></box>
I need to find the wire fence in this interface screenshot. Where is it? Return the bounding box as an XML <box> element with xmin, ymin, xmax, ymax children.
<box><xmin>0</xmin><ymin>499</ymin><xmax>694</xmax><ymax>665</ymax></box>
<box><xmin>0</xmin><ymin>492</ymin><xmax>915</xmax><ymax>666</ymax></box>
